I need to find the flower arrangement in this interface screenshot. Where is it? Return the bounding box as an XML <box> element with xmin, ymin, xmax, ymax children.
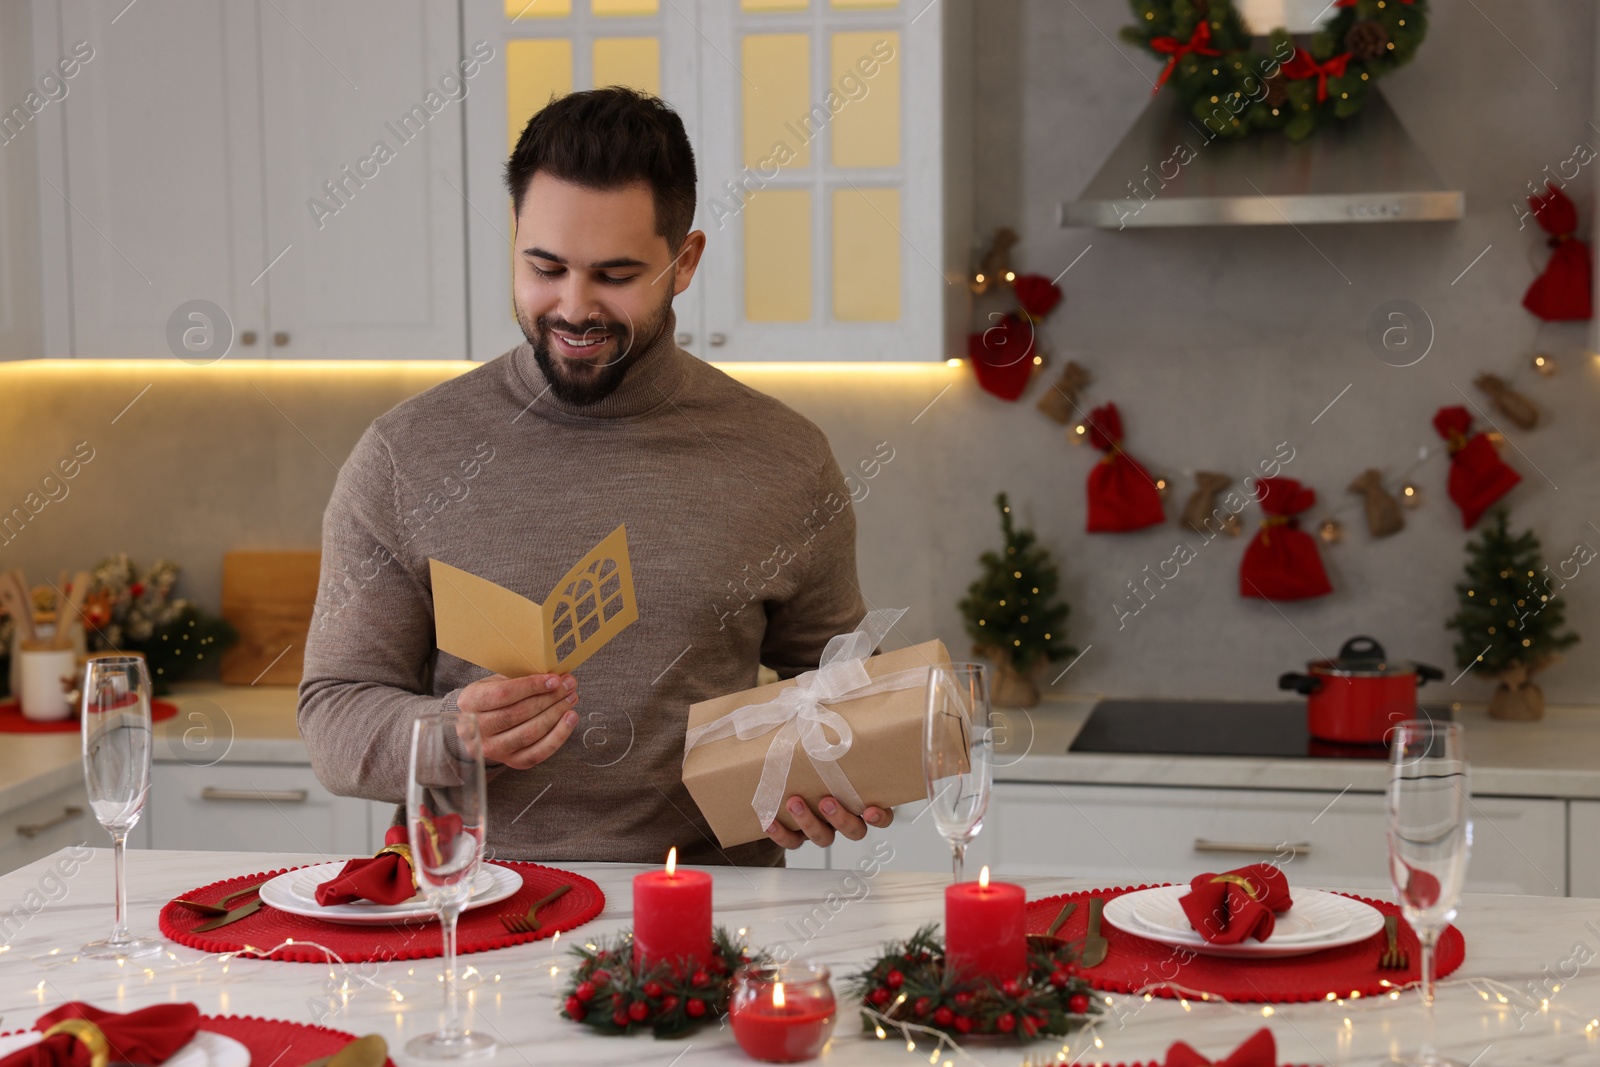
<box><xmin>79</xmin><ymin>555</ymin><xmax>237</xmax><ymax>695</ymax></box>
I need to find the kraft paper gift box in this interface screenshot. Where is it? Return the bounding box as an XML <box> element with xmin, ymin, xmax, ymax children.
<box><xmin>682</xmin><ymin>608</ymin><xmax>953</xmax><ymax>848</ymax></box>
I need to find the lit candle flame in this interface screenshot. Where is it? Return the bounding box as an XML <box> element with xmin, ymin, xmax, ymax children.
<box><xmin>773</xmin><ymin>982</ymin><xmax>786</xmax><ymax>1009</ymax></box>
<box><xmin>665</xmin><ymin>846</ymin><xmax>677</xmax><ymax>877</ymax></box>
<box><xmin>979</xmin><ymin>865</ymin><xmax>990</xmax><ymax>888</ymax></box>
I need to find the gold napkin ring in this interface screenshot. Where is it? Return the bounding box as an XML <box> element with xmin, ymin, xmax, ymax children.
<box><xmin>44</xmin><ymin>1018</ymin><xmax>111</xmax><ymax>1067</ymax></box>
<box><xmin>377</xmin><ymin>843</ymin><xmax>419</xmax><ymax>891</ymax></box>
<box><xmin>1208</xmin><ymin>873</ymin><xmax>1262</xmax><ymax>900</ymax></box>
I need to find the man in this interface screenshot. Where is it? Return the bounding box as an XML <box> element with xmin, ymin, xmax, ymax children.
<box><xmin>298</xmin><ymin>87</ymin><xmax>893</xmax><ymax>865</ymax></box>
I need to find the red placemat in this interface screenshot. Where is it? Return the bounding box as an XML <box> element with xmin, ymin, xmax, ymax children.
<box><xmin>0</xmin><ymin>1015</ymin><xmax>395</xmax><ymax>1067</ymax></box>
<box><xmin>0</xmin><ymin>698</ymin><xmax>178</xmax><ymax>733</ymax></box>
<box><xmin>160</xmin><ymin>861</ymin><xmax>605</xmax><ymax>962</ymax></box>
<box><xmin>1026</xmin><ymin>885</ymin><xmax>1464</xmax><ymax>1003</ymax></box>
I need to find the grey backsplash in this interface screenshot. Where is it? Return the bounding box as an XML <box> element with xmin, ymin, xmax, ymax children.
<box><xmin>2</xmin><ymin>0</ymin><xmax>1598</xmax><ymax>707</ymax></box>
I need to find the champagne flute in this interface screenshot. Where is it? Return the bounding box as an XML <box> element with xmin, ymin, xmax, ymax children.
<box><xmin>1386</xmin><ymin>719</ymin><xmax>1472</xmax><ymax>1067</ymax></box>
<box><xmin>406</xmin><ymin>711</ymin><xmax>495</xmax><ymax>1061</ymax></box>
<box><xmin>923</xmin><ymin>663</ymin><xmax>993</xmax><ymax>883</ymax></box>
<box><xmin>80</xmin><ymin>653</ymin><xmax>162</xmax><ymax>959</ymax></box>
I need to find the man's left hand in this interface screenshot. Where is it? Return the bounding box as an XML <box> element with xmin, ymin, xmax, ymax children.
<box><xmin>765</xmin><ymin>795</ymin><xmax>894</xmax><ymax>849</ymax></box>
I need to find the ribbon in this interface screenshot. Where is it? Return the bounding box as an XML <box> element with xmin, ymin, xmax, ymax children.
<box><xmin>1258</xmin><ymin>514</ymin><xmax>1289</xmax><ymax>547</ymax></box>
<box><xmin>683</xmin><ymin>607</ymin><xmax>929</xmax><ymax>832</ymax></box>
<box><xmin>1283</xmin><ymin>47</ymin><xmax>1352</xmax><ymax>103</ymax></box>
<box><xmin>1149</xmin><ymin>20</ymin><xmax>1222</xmax><ymax>94</ymax></box>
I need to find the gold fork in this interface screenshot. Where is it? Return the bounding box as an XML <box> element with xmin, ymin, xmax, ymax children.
<box><xmin>498</xmin><ymin>884</ymin><xmax>572</xmax><ymax>934</ymax></box>
<box><xmin>173</xmin><ymin>881</ymin><xmax>266</xmax><ymax>917</ymax></box>
<box><xmin>1377</xmin><ymin>913</ymin><xmax>1410</xmax><ymax>970</ymax></box>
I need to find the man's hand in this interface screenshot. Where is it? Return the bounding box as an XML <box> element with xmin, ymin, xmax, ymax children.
<box><xmin>456</xmin><ymin>672</ymin><xmax>579</xmax><ymax>769</ymax></box>
<box><xmin>765</xmin><ymin>795</ymin><xmax>894</xmax><ymax>849</ymax></box>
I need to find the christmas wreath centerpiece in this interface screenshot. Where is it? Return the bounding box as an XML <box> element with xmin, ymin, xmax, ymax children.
<box><xmin>559</xmin><ymin>926</ymin><xmax>767</xmax><ymax>1038</ymax></box>
<box><xmin>847</xmin><ymin>925</ymin><xmax>1101</xmax><ymax>1043</ymax></box>
<box><xmin>1121</xmin><ymin>0</ymin><xmax>1429</xmax><ymax>141</ymax></box>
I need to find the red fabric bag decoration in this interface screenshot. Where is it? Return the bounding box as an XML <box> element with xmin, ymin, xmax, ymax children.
<box><xmin>1012</xmin><ymin>274</ymin><xmax>1063</xmax><ymax>319</ymax></box>
<box><xmin>966</xmin><ymin>313</ymin><xmax>1035</xmax><ymax>401</ymax></box>
<box><xmin>1085</xmin><ymin>403</ymin><xmax>1165</xmax><ymax>532</ymax></box>
<box><xmin>316</xmin><ymin>824</ymin><xmax>418</xmax><ymax>907</ymax></box>
<box><xmin>1239</xmin><ymin>478</ymin><xmax>1331</xmax><ymax>600</ymax></box>
<box><xmin>1178</xmin><ymin>863</ymin><xmax>1294</xmax><ymax>944</ymax></box>
<box><xmin>1523</xmin><ymin>182</ymin><xmax>1592</xmax><ymax>321</ymax></box>
<box><xmin>1432</xmin><ymin>406</ymin><xmax>1520</xmax><ymax>529</ymax></box>
<box><xmin>4</xmin><ymin>1002</ymin><xmax>202</xmax><ymax>1067</ymax></box>
<box><xmin>1164</xmin><ymin>1028</ymin><xmax>1279</xmax><ymax>1067</ymax></box>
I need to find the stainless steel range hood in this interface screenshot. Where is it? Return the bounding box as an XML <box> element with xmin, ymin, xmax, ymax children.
<box><xmin>1059</xmin><ymin>87</ymin><xmax>1465</xmax><ymax>229</ymax></box>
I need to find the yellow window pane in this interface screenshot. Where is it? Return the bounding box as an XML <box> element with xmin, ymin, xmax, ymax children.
<box><xmin>832</xmin><ymin>187</ymin><xmax>899</xmax><ymax>321</ymax></box>
<box><xmin>507</xmin><ymin>39</ymin><xmax>573</xmax><ymax>150</ymax></box>
<box><xmin>742</xmin><ymin>0</ymin><xmax>808</xmax><ymax>10</ymax></box>
<box><xmin>742</xmin><ymin>34</ymin><xmax>810</xmax><ymax>170</ymax></box>
<box><xmin>830</xmin><ymin>31</ymin><xmax>899</xmax><ymax>167</ymax></box>
<box><xmin>505</xmin><ymin>0</ymin><xmax>571</xmax><ymax>18</ymax></box>
<box><xmin>593</xmin><ymin>0</ymin><xmax>659</xmax><ymax>12</ymax></box>
<box><xmin>830</xmin><ymin>0</ymin><xmax>898</xmax><ymax>7</ymax></box>
<box><xmin>745</xmin><ymin>189</ymin><xmax>812</xmax><ymax>322</ymax></box>
<box><xmin>594</xmin><ymin>37</ymin><xmax>660</xmax><ymax>95</ymax></box>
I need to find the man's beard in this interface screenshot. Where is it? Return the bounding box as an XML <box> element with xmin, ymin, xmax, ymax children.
<box><xmin>519</xmin><ymin>283</ymin><xmax>674</xmax><ymax>407</ymax></box>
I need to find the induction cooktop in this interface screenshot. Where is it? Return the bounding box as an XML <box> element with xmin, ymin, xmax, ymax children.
<box><xmin>1067</xmin><ymin>699</ymin><xmax>1451</xmax><ymax>760</ymax></box>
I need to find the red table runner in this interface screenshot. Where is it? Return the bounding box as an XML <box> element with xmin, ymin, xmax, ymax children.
<box><xmin>2</xmin><ymin>1015</ymin><xmax>395</xmax><ymax>1067</ymax></box>
<box><xmin>161</xmin><ymin>861</ymin><xmax>604</xmax><ymax>962</ymax></box>
<box><xmin>1026</xmin><ymin>885</ymin><xmax>1464</xmax><ymax>1003</ymax></box>
<box><xmin>0</xmin><ymin>698</ymin><xmax>177</xmax><ymax>733</ymax></box>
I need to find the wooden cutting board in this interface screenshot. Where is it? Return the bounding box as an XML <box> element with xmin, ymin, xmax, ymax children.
<box><xmin>219</xmin><ymin>550</ymin><xmax>321</xmax><ymax>685</ymax></box>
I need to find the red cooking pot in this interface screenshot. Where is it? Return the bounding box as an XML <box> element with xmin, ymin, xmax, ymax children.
<box><xmin>1278</xmin><ymin>636</ymin><xmax>1444</xmax><ymax>745</ymax></box>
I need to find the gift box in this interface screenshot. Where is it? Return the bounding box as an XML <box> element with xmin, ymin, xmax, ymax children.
<box><xmin>683</xmin><ymin>609</ymin><xmax>952</xmax><ymax>848</ymax></box>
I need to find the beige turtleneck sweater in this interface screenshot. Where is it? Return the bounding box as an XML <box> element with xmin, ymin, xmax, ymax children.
<box><xmin>297</xmin><ymin>308</ymin><xmax>866</xmax><ymax>866</ymax></box>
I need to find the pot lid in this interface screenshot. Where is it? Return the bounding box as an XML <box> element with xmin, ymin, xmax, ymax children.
<box><xmin>1310</xmin><ymin>636</ymin><xmax>1418</xmax><ymax>678</ymax></box>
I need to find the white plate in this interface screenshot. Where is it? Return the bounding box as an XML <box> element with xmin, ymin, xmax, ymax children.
<box><xmin>1128</xmin><ymin>884</ymin><xmax>1352</xmax><ymax>944</ymax></box>
<box><xmin>0</xmin><ymin>1029</ymin><xmax>249</xmax><ymax>1067</ymax></box>
<box><xmin>1103</xmin><ymin>887</ymin><xmax>1386</xmax><ymax>959</ymax></box>
<box><xmin>258</xmin><ymin>861</ymin><xmax>522</xmax><ymax>926</ymax></box>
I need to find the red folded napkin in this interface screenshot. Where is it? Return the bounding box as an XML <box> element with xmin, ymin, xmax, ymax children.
<box><xmin>2</xmin><ymin>1003</ymin><xmax>201</xmax><ymax>1067</ymax></box>
<box><xmin>1178</xmin><ymin>864</ymin><xmax>1293</xmax><ymax>944</ymax></box>
<box><xmin>315</xmin><ymin>825</ymin><xmax>417</xmax><ymax>907</ymax></box>
<box><xmin>1165</xmin><ymin>1027</ymin><xmax>1277</xmax><ymax>1067</ymax></box>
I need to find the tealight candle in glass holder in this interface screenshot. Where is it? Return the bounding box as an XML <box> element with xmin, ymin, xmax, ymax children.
<box><xmin>728</xmin><ymin>961</ymin><xmax>836</xmax><ymax>1063</ymax></box>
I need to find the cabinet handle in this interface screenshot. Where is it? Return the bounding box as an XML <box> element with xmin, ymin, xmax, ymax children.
<box><xmin>273</xmin><ymin>332</ymin><xmax>290</xmax><ymax>347</ymax></box>
<box><xmin>708</xmin><ymin>332</ymin><xmax>727</xmax><ymax>346</ymax></box>
<box><xmin>675</xmin><ymin>332</ymin><xmax>693</xmax><ymax>346</ymax></box>
<box><xmin>16</xmin><ymin>805</ymin><xmax>85</xmax><ymax>839</ymax></box>
<box><xmin>200</xmin><ymin>787</ymin><xmax>308</xmax><ymax>803</ymax></box>
<box><xmin>1193</xmin><ymin>838</ymin><xmax>1311</xmax><ymax>857</ymax></box>
<box><xmin>240</xmin><ymin>331</ymin><xmax>258</xmax><ymax>346</ymax></box>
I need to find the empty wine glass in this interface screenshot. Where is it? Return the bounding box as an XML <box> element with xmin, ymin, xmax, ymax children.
<box><xmin>80</xmin><ymin>653</ymin><xmax>162</xmax><ymax>959</ymax></box>
<box><xmin>1386</xmin><ymin>719</ymin><xmax>1472</xmax><ymax>1067</ymax></box>
<box><xmin>923</xmin><ymin>662</ymin><xmax>992</xmax><ymax>883</ymax></box>
<box><xmin>406</xmin><ymin>711</ymin><xmax>495</xmax><ymax>1061</ymax></box>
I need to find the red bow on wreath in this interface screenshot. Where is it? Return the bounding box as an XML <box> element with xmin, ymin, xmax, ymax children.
<box><xmin>966</xmin><ymin>274</ymin><xmax>1062</xmax><ymax>402</ymax></box>
<box><xmin>1085</xmin><ymin>403</ymin><xmax>1165</xmax><ymax>533</ymax></box>
<box><xmin>1148</xmin><ymin>20</ymin><xmax>1222</xmax><ymax>93</ymax></box>
<box><xmin>1282</xmin><ymin>48</ymin><xmax>1351</xmax><ymax>104</ymax></box>
<box><xmin>1432</xmin><ymin>406</ymin><xmax>1520</xmax><ymax>529</ymax></box>
<box><xmin>1523</xmin><ymin>181</ymin><xmax>1592</xmax><ymax>322</ymax></box>
<box><xmin>1239</xmin><ymin>477</ymin><xmax>1331</xmax><ymax>601</ymax></box>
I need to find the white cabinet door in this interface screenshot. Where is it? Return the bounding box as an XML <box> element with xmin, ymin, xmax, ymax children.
<box><xmin>59</xmin><ymin>0</ymin><xmax>267</xmax><ymax>359</ymax></box>
<box><xmin>829</xmin><ymin>797</ymin><xmax>998</xmax><ymax>876</ymax></box>
<box><xmin>0</xmin><ymin>780</ymin><xmax>93</xmax><ymax>876</ymax></box>
<box><xmin>1572</xmin><ymin>800</ymin><xmax>1600</xmax><ymax>898</ymax></box>
<box><xmin>258</xmin><ymin>0</ymin><xmax>468</xmax><ymax>359</ymax></box>
<box><xmin>148</xmin><ymin>762</ymin><xmax>373</xmax><ymax>857</ymax></box>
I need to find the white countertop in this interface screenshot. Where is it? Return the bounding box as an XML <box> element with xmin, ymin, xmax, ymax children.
<box><xmin>0</xmin><ymin>848</ymin><xmax>1597</xmax><ymax>1065</ymax></box>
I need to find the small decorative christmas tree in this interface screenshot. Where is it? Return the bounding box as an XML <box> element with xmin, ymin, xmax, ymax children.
<box><xmin>959</xmin><ymin>493</ymin><xmax>1075</xmax><ymax>707</ymax></box>
<box><xmin>1445</xmin><ymin>509</ymin><xmax>1578</xmax><ymax>720</ymax></box>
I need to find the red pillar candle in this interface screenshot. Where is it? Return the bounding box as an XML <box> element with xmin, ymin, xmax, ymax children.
<box><xmin>944</xmin><ymin>865</ymin><xmax>1026</xmax><ymax>984</ymax></box>
<box><xmin>632</xmin><ymin>847</ymin><xmax>713</xmax><ymax>971</ymax></box>
<box><xmin>729</xmin><ymin>963</ymin><xmax>837</xmax><ymax>1063</ymax></box>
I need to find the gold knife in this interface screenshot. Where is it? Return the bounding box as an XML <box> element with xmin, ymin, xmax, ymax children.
<box><xmin>193</xmin><ymin>897</ymin><xmax>264</xmax><ymax>932</ymax></box>
<box><xmin>299</xmin><ymin>1034</ymin><xmax>388</xmax><ymax>1067</ymax></box>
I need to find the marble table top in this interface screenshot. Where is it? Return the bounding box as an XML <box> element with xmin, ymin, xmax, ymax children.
<box><xmin>1</xmin><ymin>849</ymin><xmax>1598</xmax><ymax>1066</ymax></box>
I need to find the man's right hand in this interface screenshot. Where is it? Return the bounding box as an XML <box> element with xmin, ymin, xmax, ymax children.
<box><xmin>456</xmin><ymin>673</ymin><xmax>579</xmax><ymax>768</ymax></box>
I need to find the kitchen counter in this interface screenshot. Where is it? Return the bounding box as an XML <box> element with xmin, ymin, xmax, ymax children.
<box><xmin>0</xmin><ymin>848</ymin><xmax>1597</xmax><ymax>1065</ymax></box>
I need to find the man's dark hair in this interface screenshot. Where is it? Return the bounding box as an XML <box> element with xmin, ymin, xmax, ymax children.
<box><xmin>504</xmin><ymin>87</ymin><xmax>697</xmax><ymax>252</ymax></box>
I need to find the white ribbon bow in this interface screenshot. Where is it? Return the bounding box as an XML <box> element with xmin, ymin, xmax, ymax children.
<box><xmin>683</xmin><ymin>607</ymin><xmax>929</xmax><ymax>832</ymax></box>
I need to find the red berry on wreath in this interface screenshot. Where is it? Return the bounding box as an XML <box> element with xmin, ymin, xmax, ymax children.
<box><xmin>997</xmin><ymin>1012</ymin><xmax>1017</xmax><ymax>1034</ymax></box>
<box><xmin>914</xmin><ymin>996</ymin><xmax>931</xmax><ymax>1016</ymax></box>
<box><xmin>611</xmin><ymin>1010</ymin><xmax>628</xmax><ymax>1027</ymax></box>
<box><xmin>953</xmin><ymin>1014</ymin><xmax>973</xmax><ymax>1035</ymax></box>
<box><xmin>592</xmin><ymin>969</ymin><xmax>611</xmax><ymax>985</ymax></box>
<box><xmin>1020</xmin><ymin>1016</ymin><xmax>1038</xmax><ymax>1038</ymax></box>
<box><xmin>953</xmin><ymin>991</ymin><xmax>973</xmax><ymax>1008</ymax></box>
<box><xmin>662</xmin><ymin>995</ymin><xmax>679</xmax><ymax>1013</ymax></box>
<box><xmin>1049</xmin><ymin>970</ymin><xmax>1068</xmax><ymax>989</ymax></box>
<box><xmin>1031</xmin><ymin>1013</ymin><xmax>1049</xmax><ymax>1032</ymax></box>
<box><xmin>1063</xmin><ymin>962</ymin><xmax>1080</xmax><ymax>977</ymax></box>
<box><xmin>933</xmin><ymin>1006</ymin><xmax>954</xmax><ymax>1027</ymax></box>
<box><xmin>869</xmin><ymin>987</ymin><xmax>892</xmax><ymax>1007</ymax></box>
<box><xmin>643</xmin><ymin>981</ymin><xmax>663</xmax><ymax>998</ymax></box>
<box><xmin>574</xmin><ymin>981</ymin><xmax>596</xmax><ymax>1002</ymax></box>
<box><xmin>1001</xmin><ymin>978</ymin><xmax>1022</xmax><ymax>998</ymax></box>
<box><xmin>564</xmin><ymin>997</ymin><xmax>585</xmax><ymax>1020</ymax></box>
<box><xmin>686</xmin><ymin>998</ymin><xmax>707</xmax><ymax>1018</ymax></box>
<box><xmin>627</xmin><ymin>1001</ymin><xmax>650</xmax><ymax>1022</ymax></box>
<box><xmin>1069</xmin><ymin>993</ymin><xmax>1090</xmax><ymax>1014</ymax></box>
<box><xmin>690</xmin><ymin>970</ymin><xmax>710</xmax><ymax>986</ymax></box>
<box><xmin>886</xmin><ymin>970</ymin><xmax>904</xmax><ymax>990</ymax></box>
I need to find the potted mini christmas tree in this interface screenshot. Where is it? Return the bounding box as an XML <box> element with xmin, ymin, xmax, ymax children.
<box><xmin>958</xmin><ymin>493</ymin><xmax>1075</xmax><ymax>707</ymax></box>
<box><xmin>1445</xmin><ymin>509</ymin><xmax>1579</xmax><ymax>720</ymax></box>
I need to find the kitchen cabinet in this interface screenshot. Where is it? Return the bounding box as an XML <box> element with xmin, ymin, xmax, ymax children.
<box><xmin>0</xmin><ymin>780</ymin><xmax>91</xmax><ymax>875</ymax></box>
<box><xmin>144</xmin><ymin>762</ymin><xmax>379</xmax><ymax>857</ymax></box>
<box><xmin>462</xmin><ymin>0</ymin><xmax>973</xmax><ymax>363</ymax></box>
<box><xmin>50</xmin><ymin>0</ymin><xmax>466</xmax><ymax>360</ymax></box>
<box><xmin>1572</xmin><ymin>800</ymin><xmax>1600</xmax><ymax>898</ymax></box>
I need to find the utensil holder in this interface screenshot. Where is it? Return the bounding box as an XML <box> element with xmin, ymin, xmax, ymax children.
<box><xmin>18</xmin><ymin>642</ymin><xmax>79</xmax><ymax>721</ymax></box>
